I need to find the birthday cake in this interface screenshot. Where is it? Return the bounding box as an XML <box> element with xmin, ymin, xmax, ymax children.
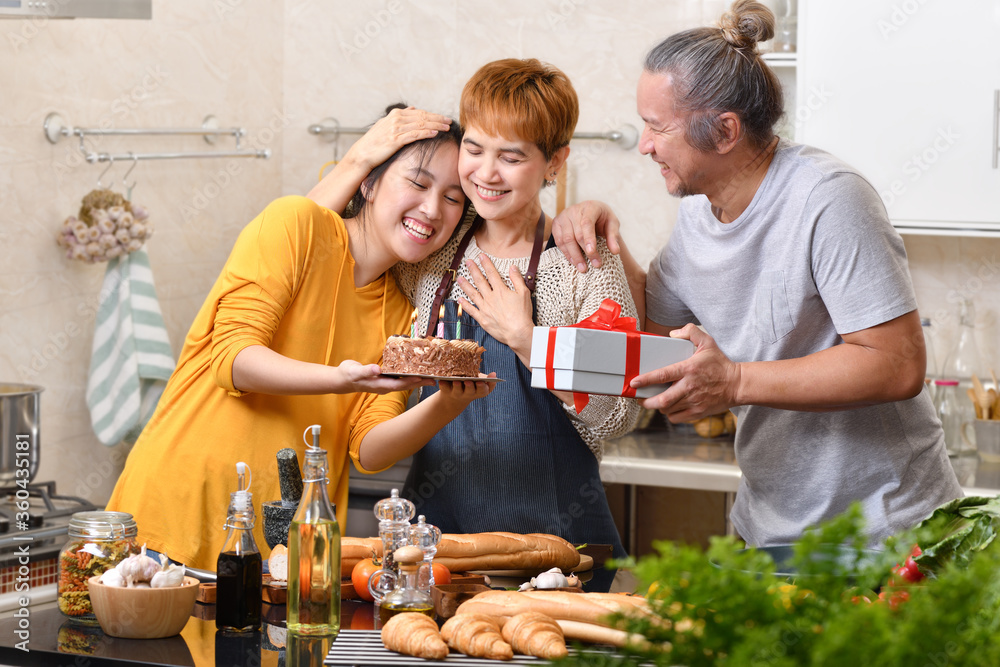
<box><xmin>382</xmin><ymin>336</ymin><xmax>485</xmax><ymax>377</ymax></box>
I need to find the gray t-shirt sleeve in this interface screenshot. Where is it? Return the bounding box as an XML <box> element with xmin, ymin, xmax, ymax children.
<box><xmin>808</xmin><ymin>171</ymin><xmax>917</xmax><ymax>334</ymax></box>
<box><xmin>645</xmin><ymin>237</ymin><xmax>697</xmax><ymax>328</ymax></box>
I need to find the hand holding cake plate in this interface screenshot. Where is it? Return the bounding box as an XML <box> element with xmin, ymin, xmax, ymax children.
<box><xmin>381</xmin><ymin>371</ymin><xmax>503</xmax><ymax>383</ymax></box>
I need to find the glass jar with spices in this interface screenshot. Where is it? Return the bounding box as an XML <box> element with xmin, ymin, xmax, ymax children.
<box><xmin>58</xmin><ymin>511</ymin><xmax>139</xmax><ymax>622</ymax></box>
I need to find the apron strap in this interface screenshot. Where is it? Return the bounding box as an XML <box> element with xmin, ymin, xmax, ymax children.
<box><xmin>425</xmin><ymin>210</ymin><xmax>546</xmax><ymax>337</ymax></box>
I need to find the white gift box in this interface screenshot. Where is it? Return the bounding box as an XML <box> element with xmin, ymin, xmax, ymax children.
<box><xmin>529</xmin><ymin>325</ymin><xmax>695</xmax><ymax>399</ymax></box>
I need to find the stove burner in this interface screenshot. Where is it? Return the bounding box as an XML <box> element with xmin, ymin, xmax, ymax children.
<box><xmin>0</xmin><ymin>480</ymin><xmax>97</xmax><ymax>552</ymax></box>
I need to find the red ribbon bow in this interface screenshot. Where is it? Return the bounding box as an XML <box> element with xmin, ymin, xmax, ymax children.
<box><xmin>545</xmin><ymin>299</ymin><xmax>642</xmax><ymax>414</ymax></box>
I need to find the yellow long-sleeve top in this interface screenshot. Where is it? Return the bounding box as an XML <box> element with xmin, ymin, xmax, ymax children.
<box><xmin>106</xmin><ymin>196</ymin><xmax>411</xmax><ymax>570</ymax></box>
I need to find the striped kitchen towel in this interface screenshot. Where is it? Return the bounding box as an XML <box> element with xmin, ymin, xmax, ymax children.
<box><xmin>86</xmin><ymin>247</ymin><xmax>175</xmax><ymax>446</ymax></box>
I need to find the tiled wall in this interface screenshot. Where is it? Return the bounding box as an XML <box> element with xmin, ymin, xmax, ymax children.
<box><xmin>0</xmin><ymin>557</ymin><xmax>57</xmax><ymax>595</ymax></box>
<box><xmin>1</xmin><ymin>1</ymin><xmax>998</xmax><ymax>508</ymax></box>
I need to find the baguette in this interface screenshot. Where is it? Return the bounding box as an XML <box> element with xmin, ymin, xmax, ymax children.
<box><xmin>555</xmin><ymin>619</ymin><xmax>652</xmax><ymax>650</ymax></box>
<box><xmin>341</xmin><ymin>532</ymin><xmax>579</xmax><ymax>577</ymax></box>
<box><xmin>456</xmin><ymin>590</ymin><xmax>652</xmax><ymax>628</ymax></box>
<box><xmin>435</xmin><ymin>532</ymin><xmax>580</xmax><ymax>572</ymax></box>
<box><xmin>341</xmin><ymin>537</ymin><xmax>383</xmax><ymax>578</ymax></box>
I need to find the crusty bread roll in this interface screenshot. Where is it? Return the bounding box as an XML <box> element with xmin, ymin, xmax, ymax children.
<box><xmin>455</xmin><ymin>590</ymin><xmax>652</xmax><ymax>628</ymax></box>
<box><xmin>341</xmin><ymin>532</ymin><xmax>580</xmax><ymax>578</ymax></box>
<box><xmin>268</xmin><ymin>544</ymin><xmax>288</xmax><ymax>581</ymax></box>
<box><xmin>341</xmin><ymin>537</ymin><xmax>383</xmax><ymax>578</ymax></box>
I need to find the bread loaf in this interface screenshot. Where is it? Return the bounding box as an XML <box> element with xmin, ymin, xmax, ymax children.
<box><xmin>434</xmin><ymin>532</ymin><xmax>580</xmax><ymax>572</ymax></box>
<box><xmin>455</xmin><ymin>590</ymin><xmax>652</xmax><ymax>628</ymax></box>
<box><xmin>341</xmin><ymin>532</ymin><xmax>580</xmax><ymax>578</ymax></box>
<box><xmin>341</xmin><ymin>537</ymin><xmax>383</xmax><ymax>578</ymax></box>
<box><xmin>555</xmin><ymin>619</ymin><xmax>651</xmax><ymax>649</ymax></box>
<box><xmin>268</xmin><ymin>545</ymin><xmax>288</xmax><ymax>581</ymax></box>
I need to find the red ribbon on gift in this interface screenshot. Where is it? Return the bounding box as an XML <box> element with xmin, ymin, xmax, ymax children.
<box><xmin>545</xmin><ymin>299</ymin><xmax>642</xmax><ymax>413</ymax></box>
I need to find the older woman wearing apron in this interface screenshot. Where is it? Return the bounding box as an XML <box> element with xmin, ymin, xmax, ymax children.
<box><xmin>402</xmin><ymin>211</ymin><xmax>631</xmax><ymax>559</ymax></box>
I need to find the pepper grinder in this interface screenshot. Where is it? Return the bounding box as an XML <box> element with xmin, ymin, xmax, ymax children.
<box><xmin>262</xmin><ymin>448</ymin><xmax>303</xmax><ymax>549</ymax></box>
<box><xmin>408</xmin><ymin>515</ymin><xmax>441</xmax><ymax>594</ymax></box>
<box><xmin>370</xmin><ymin>489</ymin><xmax>414</xmax><ymax>602</ymax></box>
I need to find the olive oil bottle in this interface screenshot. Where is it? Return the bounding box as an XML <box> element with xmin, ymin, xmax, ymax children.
<box><xmin>287</xmin><ymin>425</ymin><xmax>341</xmax><ymax>635</ymax></box>
<box><xmin>377</xmin><ymin>545</ymin><xmax>434</xmax><ymax>625</ymax></box>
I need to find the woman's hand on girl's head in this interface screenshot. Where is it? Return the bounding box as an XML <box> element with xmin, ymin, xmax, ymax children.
<box><xmin>343</xmin><ymin>106</ymin><xmax>453</xmax><ymax>174</ymax></box>
<box><xmin>337</xmin><ymin>359</ymin><xmax>434</xmax><ymax>394</ymax></box>
<box><xmin>456</xmin><ymin>257</ymin><xmax>534</xmax><ymax>353</ymax></box>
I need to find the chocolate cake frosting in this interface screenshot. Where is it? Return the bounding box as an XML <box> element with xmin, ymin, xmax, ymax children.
<box><xmin>382</xmin><ymin>336</ymin><xmax>485</xmax><ymax>377</ymax></box>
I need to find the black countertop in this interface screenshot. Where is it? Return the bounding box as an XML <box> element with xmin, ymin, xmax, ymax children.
<box><xmin>0</xmin><ymin>598</ymin><xmax>397</xmax><ymax>667</ymax></box>
<box><xmin>0</xmin><ymin>555</ymin><xmax>624</xmax><ymax>667</ymax></box>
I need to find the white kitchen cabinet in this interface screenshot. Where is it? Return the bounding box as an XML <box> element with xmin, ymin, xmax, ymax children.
<box><xmin>797</xmin><ymin>0</ymin><xmax>1000</xmax><ymax>236</ymax></box>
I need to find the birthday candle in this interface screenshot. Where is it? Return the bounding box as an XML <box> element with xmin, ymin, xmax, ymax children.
<box><xmin>437</xmin><ymin>305</ymin><xmax>445</xmax><ymax>338</ymax></box>
<box><xmin>456</xmin><ymin>304</ymin><xmax>463</xmax><ymax>340</ymax></box>
<box><xmin>409</xmin><ymin>309</ymin><xmax>418</xmax><ymax>338</ymax></box>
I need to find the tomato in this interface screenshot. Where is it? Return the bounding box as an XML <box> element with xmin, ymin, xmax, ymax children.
<box><xmin>890</xmin><ymin>544</ymin><xmax>925</xmax><ymax>585</ymax></box>
<box><xmin>891</xmin><ymin>556</ymin><xmax>925</xmax><ymax>585</ymax></box>
<box><xmin>431</xmin><ymin>561</ymin><xmax>451</xmax><ymax>586</ymax></box>
<box><xmin>899</xmin><ymin>557</ymin><xmax>925</xmax><ymax>583</ymax></box>
<box><xmin>351</xmin><ymin>556</ymin><xmax>382</xmax><ymax>603</ymax></box>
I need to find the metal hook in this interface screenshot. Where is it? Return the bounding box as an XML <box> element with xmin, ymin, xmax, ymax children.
<box><xmin>122</xmin><ymin>153</ymin><xmax>138</xmax><ymax>200</ymax></box>
<box><xmin>97</xmin><ymin>156</ymin><xmax>115</xmax><ymax>190</ymax></box>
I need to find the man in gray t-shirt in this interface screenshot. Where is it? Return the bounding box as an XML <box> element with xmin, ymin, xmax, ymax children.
<box><xmin>645</xmin><ymin>140</ymin><xmax>962</xmax><ymax>545</ymax></box>
<box><xmin>553</xmin><ymin>11</ymin><xmax>962</xmax><ymax>546</ymax></box>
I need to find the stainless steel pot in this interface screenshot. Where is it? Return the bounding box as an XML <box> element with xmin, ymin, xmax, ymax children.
<box><xmin>0</xmin><ymin>384</ymin><xmax>43</xmax><ymax>486</ymax></box>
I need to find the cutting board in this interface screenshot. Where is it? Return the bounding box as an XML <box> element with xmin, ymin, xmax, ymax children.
<box><xmin>469</xmin><ymin>553</ymin><xmax>593</xmax><ymax>577</ymax></box>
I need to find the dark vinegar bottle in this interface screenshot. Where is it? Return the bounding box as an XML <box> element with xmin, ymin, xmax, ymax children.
<box><xmin>216</xmin><ymin>462</ymin><xmax>262</xmax><ymax>632</ymax></box>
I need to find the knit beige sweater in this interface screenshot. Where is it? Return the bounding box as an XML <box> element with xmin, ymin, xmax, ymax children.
<box><xmin>393</xmin><ymin>219</ymin><xmax>641</xmax><ymax>459</ymax></box>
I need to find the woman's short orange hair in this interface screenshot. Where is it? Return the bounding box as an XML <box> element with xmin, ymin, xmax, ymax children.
<box><xmin>460</xmin><ymin>58</ymin><xmax>579</xmax><ymax>160</ymax></box>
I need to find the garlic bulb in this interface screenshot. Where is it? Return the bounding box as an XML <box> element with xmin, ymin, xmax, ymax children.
<box><xmin>519</xmin><ymin>567</ymin><xmax>572</xmax><ymax>591</ymax></box>
<box><xmin>100</xmin><ymin>567</ymin><xmax>126</xmax><ymax>587</ymax></box>
<box><xmin>531</xmin><ymin>568</ymin><xmax>569</xmax><ymax>589</ymax></box>
<box><xmin>55</xmin><ymin>193</ymin><xmax>153</xmax><ymax>263</ymax></box>
<box><xmin>116</xmin><ymin>545</ymin><xmax>161</xmax><ymax>584</ymax></box>
<box><xmin>150</xmin><ymin>553</ymin><xmax>186</xmax><ymax>588</ymax></box>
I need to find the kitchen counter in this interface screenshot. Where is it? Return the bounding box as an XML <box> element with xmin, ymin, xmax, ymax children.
<box><xmin>0</xmin><ymin>557</ymin><xmax>628</xmax><ymax>667</ymax></box>
<box><xmin>599</xmin><ymin>426</ymin><xmax>740</xmax><ymax>492</ymax></box>
<box><xmin>600</xmin><ymin>425</ymin><xmax>1000</xmax><ymax>497</ymax></box>
<box><xmin>0</xmin><ymin>599</ymin><xmax>368</xmax><ymax>667</ymax></box>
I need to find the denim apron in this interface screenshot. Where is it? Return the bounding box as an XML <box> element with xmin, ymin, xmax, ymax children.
<box><xmin>402</xmin><ymin>217</ymin><xmax>626</xmax><ymax>560</ymax></box>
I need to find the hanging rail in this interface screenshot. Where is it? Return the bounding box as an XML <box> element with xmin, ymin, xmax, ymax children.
<box><xmin>43</xmin><ymin>112</ymin><xmax>271</xmax><ymax>161</ymax></box>
<box><xmin>308</xmin><ymin>117</ymin><xmax>639</xmax><ymax>150</ymax></box>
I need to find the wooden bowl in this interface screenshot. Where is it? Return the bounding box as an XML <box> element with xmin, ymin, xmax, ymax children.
<box><xmin>431</xmin><ymin>583</ymin><xmax>491</xmax><ymax>619</ymax></box>
<box><xmin>87</xmin><ymin>575</ymin><xmax>200</xmax><ymax>639</ymax></box>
